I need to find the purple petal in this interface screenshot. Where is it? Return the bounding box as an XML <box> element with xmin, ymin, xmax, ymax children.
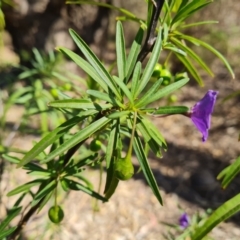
<box><xmin>190</xmin><ymin>90</ymin><xmax>218</xmax><ymax>142</ymax></box>
<box><xmin>179</xmin><ymin>213</ymin><xmax>190</xmax><ymax>228</ymax></box>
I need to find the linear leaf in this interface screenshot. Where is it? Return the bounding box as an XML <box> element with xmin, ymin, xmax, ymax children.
<box><xmin>116</xmin><ymin>21</ymin><xmax>126</xmax><ymax>81</ymax></box>
<box><xmin>0</xmin><ymin>227</ymin><xmax>17</xmax><ymax>239</ymax></box>
<box><xmin>18</xmin><ymin>116</ymin><xmax>84</xmax><ymax>167</ymax></box>
<box><xmin>0</xmin><ymin>206</ymin><xmax>22</xmax><ymax>232</ymax></box>
<box><xmin>136</xmin><ymin>120</ymin><xmax>162</xmax><ymax>158</ymax></box>
<box><xmin>172</xmin><ymin>1</ymin><xmax>212</xmax><ymax>25</ymax></box>
<box><xmin>32</xmin><ymin>180</ymin><xmax>57</xmax><ymax>206</ymax></box>
<box><xmin>179</xmin><ymin>34</ymin><xmax>235</xmax><ymax>79</ymax></box>
<box><xmin>57</xmin><ymin>47</ymin><xmax>108</xmax><ymax>92</ymax></box>
<box><xmin>153</xmin><ymin>106</ymin><xmax>189</xmax><ymax>114</ymax></box>
<box><xmin>87</xmin><ymin>89</ymin><xmax>123</xmax><ymax>107</ymax></box>
<box><xmin>113</xmin><ymin>76</ymin><xmax>134</xmax><ymax>104</ymax></box>
<box><xmin>176</xmin><ymin>53</ymin><xmax>203</xmax><ymax>85</ymax></box>
<box><xmin>48</xmin><ymin>99</ymin><xmax>112</xmax><ymax>110</ymax></box>
<box><xmin>141</xmin><ymin>117</ymin><xmax>167</xmax><ymax>148</ymax></box>
<box><xmin>69</xmin><ymin>29</ymin><xmax>121</xmax><ymax>99</ymax></box>
<box><xmin>106</xmin><ymin>120</ymin><xmax>119</xmax><ymax>168</ymax></box>
<box><xmin>170</xmin><ymin>37</ymin><xmax>214</xmax><ymax>76</ymax></box>
<box><xmin>192</xmin><ymin>193</ymin><xmax>240</xmax><ymax>240</ymax></box>
<box><xmin>136</xmin><ymin>78</ymin><xmax>189</xmax><ymax>108</ymax></box>
<box><xmin>131</xmin><ymin>61</ymin><xmax>142</xmax><ymax>99</ymax></box>
<box><xmin>135</xmin><ymin>27</ymin><xmax>163</xmax><ymax>97</ymax></box>
<box><xmin>126</xmin><ymin>27</ymin><xmax>144</xmax><ymax>82</ymax></box>
<box><xmin>7</xmin><ymin>179</ymin><xmax>45</xmax><ymax>196</ymax></box>
<box><xmin>133</xmin><ymin>133</ymin><xmax>163</xmax><ymax>205</ymax></box>
<box><xmin>217</xmin><ymin>156</ymin><xmax>240</xmax><ymax>189</ymax></box>
<box><xmin>42</xmin><ymin>117</ymin><xmax>112</xmax><ymax>163</ymax></box>
<box><xmin>64</xmin><ymin>178</ymin><xmax>107</xmax><ymax>201</ymax></box>
<box><xmin>134</xmin><ymin>78</ymin><xmax>163</xmax><ymax>107</ymax></box>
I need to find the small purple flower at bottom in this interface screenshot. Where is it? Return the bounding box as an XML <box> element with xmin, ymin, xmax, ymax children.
<box><xmin>179</xmin><ymin>213</ymin><xmax>190</xmax><ymax>229</ymax></box>
<box><xmin>190</xmin><ymin>90</ymin><xmax>218</xmax><ymax>142</ymax></box>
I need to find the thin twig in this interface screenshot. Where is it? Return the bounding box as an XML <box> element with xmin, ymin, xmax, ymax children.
<box><xmin>137</xmin><ymin>0</ymin><xmax>165</xmax><ymax>62</ymax></box>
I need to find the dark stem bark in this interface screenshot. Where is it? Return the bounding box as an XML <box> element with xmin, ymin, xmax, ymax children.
<box><xmin>137</xmin><ymin>0</ymin><xmax>165</xmax><ymax>62</ymax></box>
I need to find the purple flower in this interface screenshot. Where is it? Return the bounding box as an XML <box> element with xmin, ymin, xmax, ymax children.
<box><xmin>190</xmin><ymin>90</ymin><xmax>218</xmax><ymax>142</ymax></box>
<box><xmin>179</xmin><ymin>213</ymin><xmax>190</xmax><ymax>229</ymax></box>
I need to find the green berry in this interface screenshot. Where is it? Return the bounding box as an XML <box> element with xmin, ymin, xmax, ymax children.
<box><xmin>50</xmin><ymin>88</ymin><xmax>58</xmax><ymax>98</ymax></box>
<box><xmin>63</xmin><ymin>83</ymin><xmax>72</xmax><ymax>91</ymax></box>
<box><xmin>152</xmin><ymin>63</ymin><xmax>162</xmax><ymax>78</ymax></box>
<box><xmin>168</xmin><ymin>94</ymin><xmax>178</xmax><ymax>103</ymax></box>
<box><xmin>160</xmin><ymin>68</ymin><xmax>172</xmax><ymax>86</ymax></box>
<box><xmin>90</xmin><ymin>139</ymin><xmax>102</xmax><ymax>152</ymax></box>
<box><xmin>48</xmin><ymin>205</ymin><xmax>64</xmax><ymax>224</ymax></box>
<box><xmin>115</xmin><ymin>156</ymin><xmax>134</xmax><ymax>181</ymax></box>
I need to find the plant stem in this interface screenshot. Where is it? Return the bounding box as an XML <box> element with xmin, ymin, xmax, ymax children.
<box><xmin>138</xmin><ymin>0</ymin><xmax>165</xmax><ymax>62</ymax></box>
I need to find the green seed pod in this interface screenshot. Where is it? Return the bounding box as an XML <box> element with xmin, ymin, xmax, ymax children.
<box><xmin>174</xmin><ymin>72</ymin><xmax>188</xmax><ymax>82</ymax></box>
<box><xmin>50</xmin><ymin>88</ymin><xmax>58</xmax><ymax>98</ymax></box>
<box><xmin>160</xmin><ymin>68</ymin><xmax>172</xmax><ymax>86</ymax></box>
<box><xmin>90</xmin><ymin>139</ymin><xmax>102</xmax><ymax>152</ymax></box>
<box><xmin>63</xmin><ymin>83</ymin><xmax>72</xmax><ymax>91</ymax></box>
<box><xmin>48</xmin><ymin>205</ymin><xmax>64</xmax><ymax>224</ymax></box>
<box><xmin>168</xmin><ymin>94</ymin><xmax>178</xmax><ymax>103</ymax></box>
<box><xmin>114</xmin><ymin>156</ymin><xmax>134</xmax><ymax>181</ymax></box>
<box><xmin>152</xmin><ymin>63</ymin><xmax>162</xmax><ymax>79</ymax></box>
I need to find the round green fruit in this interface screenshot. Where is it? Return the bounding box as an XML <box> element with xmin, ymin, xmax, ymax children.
<box><xmin>50</xmin><ymin>88</ymin><xmax>58</xmax><ymax>98</ymax></box>
<box><xmin>160</xmin><ymin>68</ymin><xmax>172</xmax><ymax>86</ymax></box>
<box><xmin>90</xmin><ymin>139</ymin><xmax>102</xmax><ymax>152</ymax></box>
<box><xmin>48</xmin><ymin>205</ymin><xmax>64</xmax><ymax>224</ymax></box>
<box><xmin>115</xmin><ymin>157</ymin><xmax>134</xmax><ymax>181</ymax></box>
<box><xmin>152</xmin><ymin>63</ymin><xmax>162</xmax><ymax>78</ymax></box>
<box><xmin>168</xmin><ymin>94</ymin><xmax>178</xmax><ymax>103</ymax></box>
<box><xmin>63</xmin><ymin>83</ymin><xmax>72</xmax><ymax>91</ymax></box>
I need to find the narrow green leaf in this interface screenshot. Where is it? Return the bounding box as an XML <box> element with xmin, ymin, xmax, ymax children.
<box><xmin>48</xmin><ymin>99</ymin><xmax>112</xmax><ymax>110</ymax></box>
<box><xmin>136</xmin><ymin>120</ymin><xmax>162</xmax><ymax>158</ymax></box>
<box><xmin>87</xmin><ymin>89</ymin><xmax>123</xmax><ymax>107</ymax></box>
<box><xmin>0</xmin><ymin>206</ymin><xmax>22</xmax><ymax>232</ymax></box>
<box><xmin>135</xmin><ymin>27</ymin><xmax>163</xmax><ymax>97</ymax></box>
<box><xmin>179</xmin><ymin>34</ymin><xmax>235</xmax><ymax>79</ymax></box>
<box><xmin>163</xmin><ymin>43</ymin><xmax>187</xmax><ymax>56</ymax></box>
<box><xmin>126</xmin><ymin>27</ymin><xmax>144</xmax><ymax>81</ymax></box>
<box><xmin>176</xmin><ymin>53</ymin><xmax>203</xmax><ymax>86</ymax></box>
<box><xmin>42</xmin><ymin>117</ymin><xmax>112</xmax><ymax>163</ymax></box>
<box><xmin>217</xmin><ymin>156</ymin><xmax>240</xmax><ymax>189</ymax></box>
<box><xmin>0</xmin><ymin>227</ymin><xmax>17</xmax><ymax>239</ymax></box>
<box><xmin>113</xmin><ymin>76</ymin><xmax>134</xmax><ymax>104</ymax></box>
<box><xmin>131</xmin><ymin>61</ymin><xmax>142</xmax><ymax>99</ymax></box>
<box><xmin>133</xmin><ymin>133</ymin><xmax>163</xmax><ymax>205</ymax></box>
<box><xmin>141</xmin><ymin>117</ymin><xmax>167</xmax><ymax>148</ymax></box>
<box><xmin>18</xmin><ymin>116</ymin><xmax>84</xmax><ymax>167</ymax></box>
<box><xmin>57</xmin><ymin>47</ymin><xmax>108</xmax><ymax>92</ymax></box>
<box><xmin>7</xmin><ymin>179</ymin><xmax>43</xmax><ymax>196</ymax></box>
<box><xmin>69</xmin><ymin>29</ymin><xmax>121</xmax><ymax>99</ymax></box>
<box><xmin>170</xmin><ymin>37</ymin><xmax>214</xmax><ymax>76</ymax></box>
<box><xmin>32</xmin><ymin>180</ymin><xmax>57</xmax><ymax>206</ymax></box>
<box><xmin>106</xmin><ymin>120</ymin><xmax>119</xmax><ymax>168</ymax></box>
<box><xmin>179</xmin><ymin>20</ymin><xmax>218</xmax><ymax>29</ymax></box>
<box><xmin>37</xmin><ymin>190</ymin><xmax>53</xmax><ymax>213</ymax></box>
<box><xmin>67</xmin><ymin>0</ymin><xmax>138</xmax><ymax>19</ymax></box>
<box><xmin>172</xmin><ymin>1</ymin><xmax>212</xmax><ymax>25</ymax></box>
<box><xmin>192</xmin><ymin>193</ymin><xmax>240</xmax><ymax>240</ymax></box>
<box><xmin>116</xmin><ymin>21</ymin><xmax>126</xmax><ymax>81</ymax></box>
<box><xmin>64</xmin><ymin>178</ymin><xmax>107</xmax><ymax>201</ymax></box>
<box><xmin>134</xmin><ymin>78</ymin><xmax>163</xmax><ymax>107</ymax></box>
<box><xmin>136</xmin><ymin>78</ymin><xmax>189</xmax><ymax>108</ymax></box>
<box><xmin>153</xmin><ymin>106</ymin><xmax>189</xmax><ymax>114</ymax></box>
